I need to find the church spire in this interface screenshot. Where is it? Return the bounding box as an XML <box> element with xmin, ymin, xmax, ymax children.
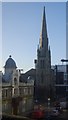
<box><xmin>39</xmin><ymin>6</ymin><xmax>48</xmax><ymax>49</ymax></box>
<box><xmin>42</xmin><ymin>6</ymin><xmax>46</xmax><ymax>32</ymax></box>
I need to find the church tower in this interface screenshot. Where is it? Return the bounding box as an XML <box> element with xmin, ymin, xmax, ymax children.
<box><xmin>35</xmin><ymin>7</ymin><xmax>51</xmax><ymax>102</ymax></box>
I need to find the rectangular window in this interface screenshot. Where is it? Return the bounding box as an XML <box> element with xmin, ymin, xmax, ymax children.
<box><xmin>64</xmin><ymin>73</ymin><xmax>67</xmax><ymax>81</ymax></box>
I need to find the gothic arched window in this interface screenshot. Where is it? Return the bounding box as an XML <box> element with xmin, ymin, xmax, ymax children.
<box><xmin>40</xmin><ymin>60</ymin><xmax>45</xmax><ymax>68</ymax></box>
<box><xmin>14</xmin><ymin>77</ymin><xmax>17</xmax><ymax>85</ymax></box>
<box><xmin>41</xmin><ymin>72</ymin><xmax>44</xmax><ymax>83</ymax></box>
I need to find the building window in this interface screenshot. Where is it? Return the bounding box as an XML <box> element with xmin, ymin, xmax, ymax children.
<box><xmin>41</xmin><ymin>72</ymin><xmax>44</xmax><ymax>83</ymax></box>
<box><xmin>42</xmin><ymin>60</ymin><xmax>44</xmax><ymax>68</ymax></box>
<box><xmin>14</xmin><ymin>77</ymin><xmax>17</xmax><ymax>85</ymax></box>
<box><xmin>40</xmin><ymin>60</ymin><xmax>45</xmax><ymax>69</ymax></box>
<box><xmin>24</xmin><ymin>88</ymin><xmax>28</xmax><ymax>95</ymax></box>
<box><xmin>19</xmin><ymin>88</ymin><xmax>23</xmax><ymax>95</ymax></box>
<box><xmin>14</xmin><ymin>88</ymin><xmax>18</xmax><ymax>95</ymax></box>
<box><xmin>6</xmin><ymin>89</ymin><xmax>7</xmax><ymax>97</ymax></box>
<box><xmin>2</xmin><ymin>89</ymin><xmax>7</xmax><ymax>98</ymax></box>
<box><xmin>66</xmin><ymin>86</ymin><xmax>68</xmax><ymax>91</ymax></box>
<box><xmin>64</xmin><ymin>73</ymin><xmax>67</xmax><ymax>81</ymax></box>
<box><xmin>29</xmin><ymin>88</ymin><xmax>32</xmax><ymax>95</ymax></box>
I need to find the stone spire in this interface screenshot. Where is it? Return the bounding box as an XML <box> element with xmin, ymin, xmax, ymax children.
<box><xmin>39</xmin><ymin>6</ymin><xmax>48</xmax><ymax>49</ymax></box>
<box><xmin>35</xmin><ymin>6</ymin><xmax>52</xmax><ymax>103</ymax></box>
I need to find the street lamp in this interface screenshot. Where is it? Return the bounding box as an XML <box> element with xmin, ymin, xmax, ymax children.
<box><xmin>48</xmin><ymin>98</ymin><xmax>50</xmax><ymax>108</ymax></box>
<box><xmin>47</xmin><ymin>98</ymin><xmax>50</xmax><ymax>118</ymax></box>
<box><xmin>61</xmin><ymin>59</ymin><xmax>68</xmax><ymax>63</ymax></box>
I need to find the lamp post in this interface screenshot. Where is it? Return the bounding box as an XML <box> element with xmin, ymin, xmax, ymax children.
<box><xmin>54</xmin><ymin>65</ymin><xmax>58</xmax><ymax>101</ymax></box>
<box><xmin>48</xmin><ymin>97</ymin><xmax>50</xmax><ymax>112</ymax></box>
<box><xmin>48</xmin><ymin>98</ymin><xmax>50</xmax><ymax>108</ymax></box>
<box><xmin>47</xmin><ymin>98</ymin><xmax>50</xmax><ymax>117</ymax></box>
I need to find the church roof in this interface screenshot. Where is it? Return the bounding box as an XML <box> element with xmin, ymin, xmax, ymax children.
<box><xmin>4</xmin><ymin>55</ymin><xmax>17</xmax><ymax>69</ymax></box>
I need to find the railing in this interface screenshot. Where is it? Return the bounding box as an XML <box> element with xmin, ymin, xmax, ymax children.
<box><xmin>19</xmin><ymin>82</ymin><xmax>34</xmax><ymax>86</ymax></box>
<box><xmin>2</xmin><ymin>82</ymin><xmax>34</xmax><ymax>87</ymax></box>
